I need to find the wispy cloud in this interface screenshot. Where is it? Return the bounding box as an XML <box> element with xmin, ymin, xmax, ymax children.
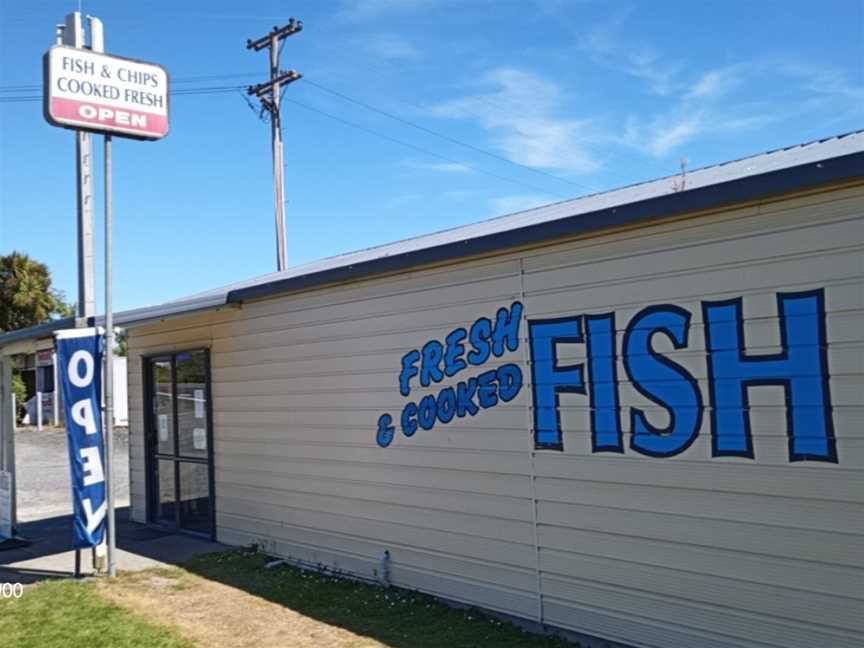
<box><xmin>686</xmin><ymin>67</ymin><xmax>742</xmax><ymax>100</ymax></box>
<box><xmin>403</xmin><ymin>159</ymin><xmax>473</xmax><ymax>174</ymax></box>
<box><xmin>430</xmin><ymin>68</ymin><xmax>601</xmax><ymax>173</ymax></box>
<box><xmin>578</xmin><ymin>8</ymin><xmax>682</xmax><ymax>96</ymax></box>
<box><xmin>488</xmin><ymin>194</ymin><xmax>549</xmax><ymax>215</ymax></box>
<box><xmin>423</xmin><ymin>5</ymin><xmax>861</xmax><ymax>173</ymax></box>
<box><xmin>338</xmin><ymin>0</ymin><xmax>439</xmax><ymax>21</ymax></box>
<box><xmin>364</xmin><ymin>35</ymin><xmax>421</xmax><ymax>60</ymax></box>
<box><xmin>776</xmin><ymin>61</ymin><xmax>864</xmax><ymax>114</ymax></box>
<box><xmin>634</xmin><ymin>58</ymin><xmax>862</xmax><ymax>157</ymax></box>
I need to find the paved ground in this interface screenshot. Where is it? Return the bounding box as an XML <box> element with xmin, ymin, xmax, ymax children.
<box><xmin>0</xmin><ymin>509</ymin><xmax>225</xmax><ymax>583</ymax></box>
<box><xmin>1</xmin><ymin>425</ymin><xmax>223</xmax><ymax>583</ymax></box>
<box><xmin>14</xmin><ymin>425</ymin><xmax>129</xmax><ymax>522</ymax></box>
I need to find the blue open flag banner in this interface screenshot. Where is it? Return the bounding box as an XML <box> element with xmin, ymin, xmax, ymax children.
<box><xmin>55</xmin><ymin>328</ymin><xmax>106</xmax><ymax>548</ymax></box>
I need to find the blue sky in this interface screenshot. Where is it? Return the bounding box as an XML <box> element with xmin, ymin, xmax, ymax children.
<box><xmin>1</xmin><ymin>0</ymin><xmax>861</xmax><ymax>312</ymax></box>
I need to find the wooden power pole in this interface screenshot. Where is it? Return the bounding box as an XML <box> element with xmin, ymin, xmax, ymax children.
<box><xmin>247</xmin><ymin>19</ymin><xmax>303</xmax><ymax>272</ymax></box>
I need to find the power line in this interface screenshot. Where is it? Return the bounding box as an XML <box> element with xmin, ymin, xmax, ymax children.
<box><xmin>0</xmin><ymin>71</ymin><xmax>602</xmax><ymax>193</ymax></box>
<box><xmin>0</xmin><ymin>72</ymin><xmax>259</xmax><ymax>93</ymax></box>
<box><xmin>0</xmin><ymin>84</ymin><xmax>569</xmax><ymax>197</ymax></box>
<box><xmin>1</xmin><ymin>74</ymin><xmax>581</xmax><ymax>198</ymax></box>
<box><xmin>282</xmin><ymin>96</ymin><xmax>568</xmax><ymax>199</ymax></box>
<box><xmin>301</xmin><ymin>77</ymin><xmax>595</xmax><ymax>193</ymax></box>
<box><xmin>0</xmin><ymin>84</ymin><xmax>245</xmax><ymax>103</ymax></box>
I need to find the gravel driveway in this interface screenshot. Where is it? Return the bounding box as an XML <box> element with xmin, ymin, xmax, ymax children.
<box><xmin>13</xmin><ymin>425</ymin><xmax>130</xmax><ymax>522</ymax></box>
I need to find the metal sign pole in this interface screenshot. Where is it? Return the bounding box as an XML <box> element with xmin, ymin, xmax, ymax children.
<box><xmin>104</xmin><ymin>133</ymin><xmax>116</xmax><ymax>578</ymax></box>
<box><xmin>60</xmin><ymin>12</ymin><xmax>97</xmax><ymax>324</ymax></box>
<box><xmin>47</xmin><ymin>10</ymin><xmax>164</xmax><ymax>579</ymax></box>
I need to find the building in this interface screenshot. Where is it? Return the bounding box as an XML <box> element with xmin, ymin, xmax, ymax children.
<box><xmin>9</xmin><ymin>349</ymin><xmax>128</xmax><ymax>428</ymax></box>
<box><xmin>1</xmin><ymin>131</ymin><xmax>862</xmax><ymax>648</ymax></box>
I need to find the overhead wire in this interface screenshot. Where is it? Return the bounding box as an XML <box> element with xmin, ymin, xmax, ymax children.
<box><xmin>281</xmin><ymin>96</ymin><xmax>567</xmax><ymax>199</ymax></box>
<box><xmin>0</xmin><ymin>72</ymin><xmax>592</xmax><ymax>198</ymax></box>
<box><xmin>300</xmin><ymin>78</ymin><xmax>595</xmax><ymax>192</ymax></box>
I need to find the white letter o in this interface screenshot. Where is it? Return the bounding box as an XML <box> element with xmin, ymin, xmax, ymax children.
<box><xmin>68</xmin><ymin>350</ymin><xmax>94</xmax><ymax>387</ymax></box>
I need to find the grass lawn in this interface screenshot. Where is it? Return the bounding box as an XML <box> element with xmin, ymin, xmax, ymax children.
<box><xmin>179</xmin><ymin>548</ymin><xmax>579</xmax><ymax>647</ymax></box>
<box><xmin>1</xmin><ymin>549</ymin><xmax>581</xmax><ymax>647</ymax></box>
<box><xmin>0</xmin><ymin>579</ymin><xmax>194</xmax><ymax>648</ymax></box>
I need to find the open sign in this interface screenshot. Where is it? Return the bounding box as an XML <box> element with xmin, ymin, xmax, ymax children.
<box><xmin>43</xmin><ymin>45</ymin><xmax>169</xmax><ymax>140</ymax></box>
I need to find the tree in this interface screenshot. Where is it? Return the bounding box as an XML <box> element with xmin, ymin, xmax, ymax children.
<box><xmin>114</xmin><ymin>329</ymin><xmax>128</xmax><ymax>357</ymax></box>
<box><xmin>11</xmin><ymin>371</ymin><xmax>26</xmax><ymax>419</ymax></box>
<box><xmin>0</xmin><ymin>251</ymin><xmax>74</xmax><ymax>333</ymax></box>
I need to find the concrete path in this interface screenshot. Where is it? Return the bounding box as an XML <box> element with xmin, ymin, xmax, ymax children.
<box><xmin>13</xmin><ymin>425</ymin><xmax>129</xmax><ymax>522</ymax></box>
<box><xmin>0</xmin><ymin>507</ymin><xmax>225</xmax><ymax>583</ymax></box>
<box><xmin>1</xmin><ymin>423</ymin><xmax>225</xmax><ymax>584</ymax></box>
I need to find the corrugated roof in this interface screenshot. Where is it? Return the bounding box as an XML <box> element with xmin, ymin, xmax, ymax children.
<box><xmin>2</xmin><ymin>130</ymin><xmax>862</xmax><ymax>348</ymax></box>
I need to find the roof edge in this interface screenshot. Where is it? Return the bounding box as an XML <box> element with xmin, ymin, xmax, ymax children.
<box><xmin>227</xmin><ymin>150</ymin><xmax>864</xmax><ymax>304</ymax></box>
<box><xmin>2</xmin><ymin>147</ymin><xmax>861</xmax><ymax>349</ymax></box>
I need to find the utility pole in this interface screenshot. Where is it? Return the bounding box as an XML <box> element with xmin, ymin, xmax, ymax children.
<box><xmin>246</xmin><ymin>19</ymin><xmax>303</xmax><ymax>272</ymax></box>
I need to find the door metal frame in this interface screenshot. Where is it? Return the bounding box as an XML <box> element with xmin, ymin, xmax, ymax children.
<box><xmin>143</xmin><ymin>349</ymin><xmax>215</xmax><ymax>540</ymax></box>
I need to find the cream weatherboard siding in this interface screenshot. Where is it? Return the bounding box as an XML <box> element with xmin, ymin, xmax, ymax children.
<box><xmin>126</xmin><ymin>183</ymin><xmax>864</xmax><ymax>648</ymax></box>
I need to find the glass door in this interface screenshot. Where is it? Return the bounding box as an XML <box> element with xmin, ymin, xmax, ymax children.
<box><xmin>146</xmin><ymin>350</ymin><xmax>213</xmax><ymax>538</ymax></box>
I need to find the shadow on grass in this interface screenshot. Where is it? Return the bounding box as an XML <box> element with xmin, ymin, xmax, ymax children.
<box><xmin>182</xmin><ymin>548</ymin><xmax>583</xmax><ymax>648</ymax></box>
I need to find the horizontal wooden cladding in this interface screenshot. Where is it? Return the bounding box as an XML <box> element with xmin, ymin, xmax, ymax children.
<box><xmin>537</xmin><ymin>500</ymin><xmax>860</xmax><ymax>566</ymax></box>
<box><xmin>204</xmin><ymin>372</ymin><xmax>864</xmax><ymax>408</ymax></box>
<box><xmin>216</xmin><ymin>460</ymin><xmax>528</xmax><ymax>498</ymax></box>
<box><xmin>541</xmin><ymin>582</ymin><xmax>861</xmax><ymax>648</ymax></box>
<box><xmin>543</xmin><ymin>308</ymin><xmax>864</xmax><ymax>355</ymax></box>
<box><xmin>202</xmin><ymin>307</ymin><xmax>864</xmax><ymax>374</ymax></box>
<box><xmin>216</xmin><ymin>423</ymin><xmax>532</xmax><ymax>453</ymax></box>
<box><xmin>128</xmin><ymin>321</ymin><xmax>213</xmax><ymax>349</ymax></box>
<box><xmin>519</xmin><ymin>185</ymin><xmax>863</xmax><ymax>269</ymax></box>
<box><xmin>216</xmin><ymin>492</ymin><xmax>533</xmax><ymax>552</ymax></box>
<box><xmin>206</xmin><ymin>277</ymin><xmax>520</xmax><ymax>341</ymax></box>
<box><xmin>209</xmin><ymin>356</ymin><xmax>522</xmax><ymax>395</ymax></box>
<box><xmin>210</xmin><ymin>420</ymin><xmax>862</xmax><ymax>468</ymax></box>
<box><xmin>131</xmin><ymin>262</ymin><xmax>520</xmax><ymax>348</ymax></box>
<box><xmin>534</xmin><ymin>474</ymin><xmax>862</xmax><ymax>532</ymax></box>
<box><xmin>538</xmin><ymin>548</ymin><xmax>862</xmax><ymax>634</ymax></box>
<box><xmin>541</xmin><ymin>598</ymin><xmax>755</xmax><ymax>648</ymax></box>
<box><xmin>524</xmin><ymin>266</ymin><xmax>861</xmax><ymax>327</ymax></box>
<box><xmin>215</xmin><ymin>441</ymin><xmax>530</xmax><ymax>475</ymax></box>
<box><xmin>214</xmin><ymin>506</ymin><xmax>538</xmax><ymax>595</ymax></box>
<box><xmin>217</xmin><ymin>469</ymin><xmax>533</xmax><ymax>522</ymax></box>
<box><xmin>122</xmin><ymin>186</ymin><xmax>864</xmax><ymax>648</ymax></box>
<box><xmin>534</xmin><ymin>454</ymin><xmax>863</xmax><ymax>502</ymax></box>
<box><xmin>538</xmin><ymin>523</ymin><xmax>860</xmax><ymax>598</ymax></box>
<box><xmin>234</xmin><ymin>255</ymin><xmax>522</xmax><ymax>321</ymax></box>
<box><xmin>215</xmin><ymin>497</ymin><xmax>534</xmax><ymax>570</ymax></box>
<box><xmin>209</xmin><ymin>397</ymin><xmax>524</xmax><ymax>420</ymax></box>
<box><xmin>217</xmin><ymin>524</ymin><xmax>538</xmax><ymax>619</ymax></box>
<box><xmin>522</xmin><ymin>210</ymin><xmax>862</xmax><ymax>292</ymax></box>
<box><xmin>551</xmin><ymin>414</ymin><xmax>864</xmax><ymax>468</ymax></box>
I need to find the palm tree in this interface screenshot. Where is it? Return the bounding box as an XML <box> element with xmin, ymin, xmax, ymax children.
<box><xmin>0</xmin><ymin>251</ymin><xmax>74</xmax><ymax>333</ymax></box>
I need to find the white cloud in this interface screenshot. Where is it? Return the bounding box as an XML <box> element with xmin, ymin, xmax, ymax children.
<box><xmin>642</xmin><ymin>116</ymin><xmax>704</xmax><ymax>157</ymax></box>
<box><xmin>365</xmin><ymin>36</ymin><xmax>420</xmax><ymax>60</ymax></box>
<box><xmin>339</xmin><ymin>0</ymin><xmax>438</xmax><ymax>21</ymax></box>
<box><xmin>630</xmin><ymin>59</ymin><xmax>861</xmax><ymax>157</ymax></box>
<box><xmin>404</xmin><ymin>159</ymin><xmax>473</xmax><ymax>174</ymax></box>
<box><xmin>686</xmin><ymin>67</ymin><xmax>741</xmax><ymax>100</ymax></box>
<box><xmin>777</xmin><ymin>61</ymin><xmax>864</xmax><ymax>106</ymax></box>
<box><xmin>430</xmin><ymin>68</ymin><xmax>601</xmax><ymax>173</ymax></box>
<box><xmin>578</xmin><ymin>10</ymin><xmax>681</xmax><ymax>95</ymax></box>
<box><xmin>488</xmin><ymin>194</ymin><xmax>549</xmax><ymax>215</ymax></box>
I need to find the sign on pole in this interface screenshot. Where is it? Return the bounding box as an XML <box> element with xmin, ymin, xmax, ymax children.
<box><xmin>44</xmin><ymin>45</ymin><xmax>169</xmax><ymax>140</ymax></box>
<box><xmin>55</xmin><ymin>328</ymin><xmax>107</xmax><ymax>549</ymax></box>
